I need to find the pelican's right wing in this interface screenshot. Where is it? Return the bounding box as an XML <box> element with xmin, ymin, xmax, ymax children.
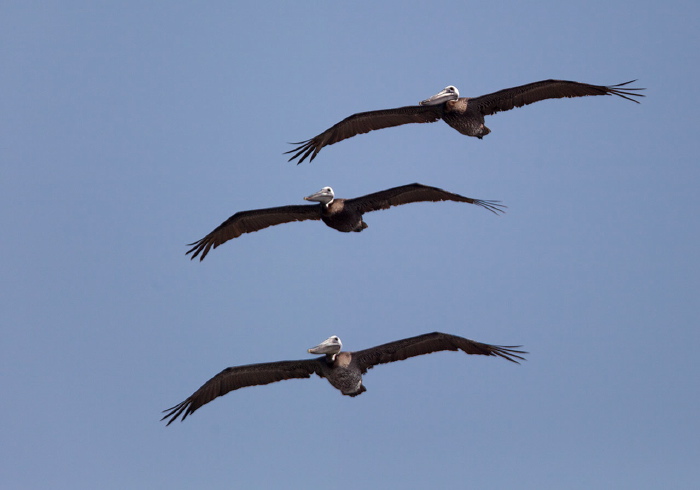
<box><xmin>345</xmin><ymin>183</ymin><xmax>506</xmax><ymax>215</ymax></box>
<box><xmin>352</xmin><ymin>332</ymin><xmax>525</xmax><ymax>374</ymax></box>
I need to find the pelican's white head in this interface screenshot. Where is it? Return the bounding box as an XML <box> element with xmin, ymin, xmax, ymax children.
<box><xmin>304</xmin><ymin>186</ymin><xmax>335</xmax><ymax>205</ymax></box>
<box><xmin>419</xmin><ymin>85</ymin><xmax>460</xmax><ymax>106</ymax></box>
<box><xmin>308</xmin><ymin>335</ymin><xmax>343</xmax><ymax>355</ymax></box>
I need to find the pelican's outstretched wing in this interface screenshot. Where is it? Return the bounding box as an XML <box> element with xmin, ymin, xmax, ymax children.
<box><xmin>285</xmin><ymin>105</ymin><xmax>443</xmax><ymax>164</ymax></box>
<box><xmin>471</xmin><ymin>79</ymin><xmax>645</xmax><ymax>116</ymax></box>
<box><xmin>162</xmin><ymin>359</ymin><xmax>322</xmax><ymax>425</ymax></box>
<box><xmin>345</xmin><ymin>183</ymin><xmax>505</xmax><ymax>215</ymax></box>
<box><xmin>187</xmin><ymin>204</ymin><xmax>321</xmax><ymax>260</ymax></box>
<box><xmin>352</xmin><ymin>332</ymin><xmax>526</xmax><ymax>374</ymax></box>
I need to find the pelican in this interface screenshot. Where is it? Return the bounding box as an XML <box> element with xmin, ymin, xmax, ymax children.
<box><xmin>186</xmin><ymin>183</ymin><xmax>504</xmax><ymax>260</ymax></box>
<box><xmin>161</xmin><ymin>332</ymin><xmax>526</xmax><ymax>424</ymax></box>
<box><xmin>285</xmin><ymin>79</ymin><xmax>645</xmax><ymax>163</ymax></box>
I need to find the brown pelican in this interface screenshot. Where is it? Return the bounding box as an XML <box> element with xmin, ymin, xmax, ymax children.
<box><xmin>286</xmin><ymin>79</ymin><xmax>645</xmax><ymax>163</ymax></box>
<box><xmin>161</xmin><ymin>332</ymin><xmax>526</xmax><ymax>424</ymax></box>
<box><xmin>186</xmin><ymin>183</ymin><xmax>504</xmax><ymax>260</ymax></box>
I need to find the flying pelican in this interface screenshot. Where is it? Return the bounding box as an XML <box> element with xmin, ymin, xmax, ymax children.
<box><xmin>285</xmin><ymin>79</ymin><xmax>645</xmax><ymax>163</ymax></box>
<box><xmin>161</xmin><ymin>332</ymin><xmax>526</xmax><ymax>424</ymax></box>
<box><xmin>186</xmin><ymin>183</ymin><xmax>504</xmax><ymax>260</ymax></box>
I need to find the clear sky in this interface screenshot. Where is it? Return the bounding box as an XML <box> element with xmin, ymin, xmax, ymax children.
<box><xmin>2</xmin><ymin>1</ymin><xmax>699</xmax><ymax>488</ymax></box>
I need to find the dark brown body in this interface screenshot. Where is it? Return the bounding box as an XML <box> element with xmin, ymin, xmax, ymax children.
<box><xmin>321</xmin><ymin>199</ymin><xmax>368</xmax><ymax>232</ymax></box>
<box><xmin>319</xmin><ymin>351</ymin><xmax>366</xmax><ymax>396</ymax></box>
<box><xmin>442</xmin><ymin>98</ymin><xmax>491</xmax><ymax>138</ymax></box>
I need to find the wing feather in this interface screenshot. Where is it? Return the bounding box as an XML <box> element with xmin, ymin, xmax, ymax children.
<box><xmin>345</xmin><ymin>183</ymin><xmax>505</xmax><ymax>215</ymax></box>
<box><xmin>471</xmin><ymin>79</ymin><xmax>645</xmax><ymax>116</ymax></box>
<box><xmin>161</xmin><ymin>359</ymin><xmax>322</xmax><ymax>425</ymax></box>
<box><xmin>285</xmin><ymin>105</ymin><xmax>443</xmax><ymax>164</ymax></box>
<box><xmin>187</xmin><ymin>204</ymin><xmax>321</xmax><ymax>260</ymax></box>
<box><xmin>352</xmin><ymin>332</ymin><xmax>526</xmax><ymax>373</ymax></box>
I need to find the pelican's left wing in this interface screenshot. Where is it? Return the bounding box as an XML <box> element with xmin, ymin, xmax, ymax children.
<box><xmin>285</xmin><ymin>105</ymin><xmax>443</xmax><ymax>164</ymax></box>
<box><xmin>162</xmin><ymin>359</ymin><xmax>323</xmax><ymax>425</ymax></box>
<box><xmin>187</xmin><ymin>204</ymin><xmax>321</xmax><ymax>260</ymax></box>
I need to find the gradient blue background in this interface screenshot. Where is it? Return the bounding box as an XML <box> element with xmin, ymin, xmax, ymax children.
<box><xmin>2</xmin><ymin>2</ymin><xmax>698</xmax><ymax>488</ymax></box>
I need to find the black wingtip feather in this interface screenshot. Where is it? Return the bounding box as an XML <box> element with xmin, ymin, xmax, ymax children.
<box><xmin>185</xmin><ymin>240</ymin><xmax>211</xmax><ymax>261</ymax></box>
<box><xmin>475</xmin><ymin>199</ymin><xmax>507</xmax><ymax>215</ymax></box>
<box><xmin>492</xmin><ymin>346</ymin><xmax>528</xmax><ymax>364</ymax></box>
<box><xmin>284</xmin><ymin>140</ymin><xmax>317</xmax><ymax>164</ymax></box>
<box><xmin>161</xmin><ymin>401</ymin><xmax>193</xmax><ymax>426</ymax></box>
<box><xmin>608</xmin><ymin>80</ymin><xmax>646</xmax><ymax>104</ymax></box>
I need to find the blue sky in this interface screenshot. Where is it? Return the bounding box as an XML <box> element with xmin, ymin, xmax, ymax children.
<box><xmin>2</xmin><ymin>1</ymin><xmax>698</xmax><ymax>488</ymax></box>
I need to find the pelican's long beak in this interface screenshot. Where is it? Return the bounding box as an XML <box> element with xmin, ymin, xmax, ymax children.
<box><xmin>304</xmin><ymin>187</ymin><xmax>334</xmax><ymax>204</ymax></box>
<box><xmin>308</xmin><ymin>336</ymin><xmax>342</xmax><ymax>355</ymax></box>
<box><xmin>419</xmin><ymin>86</ymin><xmax>459</xmax><ymax>106</ymax></box>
